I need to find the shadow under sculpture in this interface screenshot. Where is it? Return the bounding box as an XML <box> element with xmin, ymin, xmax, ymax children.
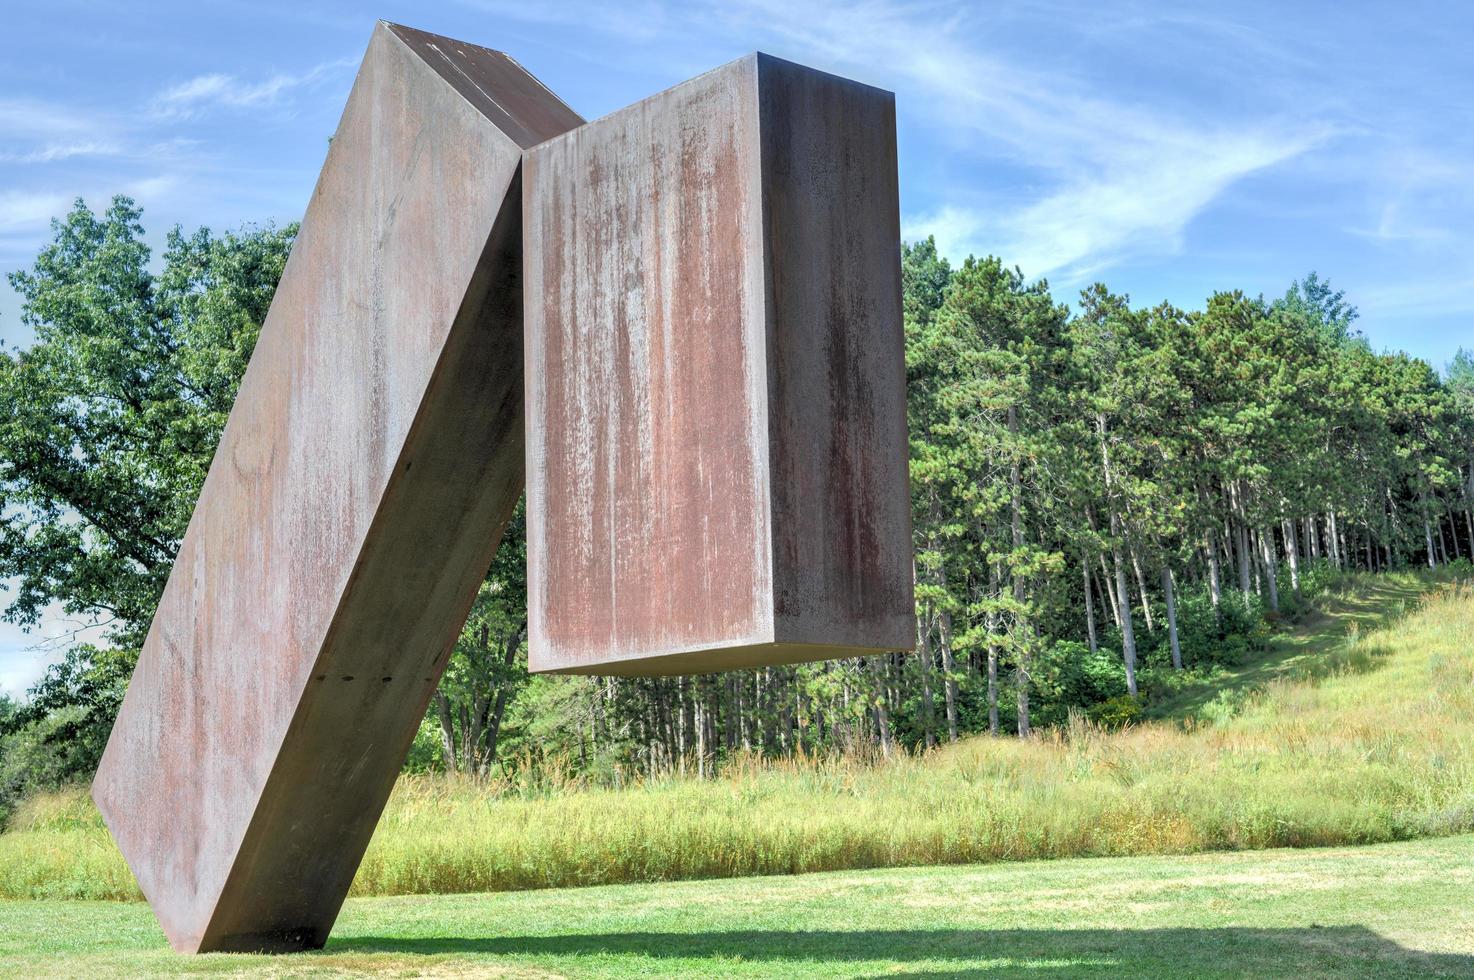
<box><xmin>92</xmin><ymin>22</ymin><xmax>911</xmax><ymax>955</ymax></box>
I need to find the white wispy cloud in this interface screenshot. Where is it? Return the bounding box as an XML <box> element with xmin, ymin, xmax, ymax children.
<box><xmin>151</xmin><ymin>58</ymin><xmax>355</xmax><ymax>118</ymax></box>
<box><xmin>0</xmin><ymin>99</ymin><xmax>98</xmax><ymax>139</ymax></box>
<box><xmin>908</xmin><ymin>127</ymin><xmax>1328</xmax><ymax>281</ymax></box>
<box><xmin>124</xmin><ymin>175</ymin><xmax>179</xmax><ymax>200</ymax></box>
<box><xmin>0</xmin><ymin>191</ymin><xmax>70</xmax><ymax>233</ymax></box>
<box><xmin>0</xmin><ymin>141</ymin><xmax>122</xmax><ymax>164</ymax></box>
<box><xmin>1342</xmin><ymin>148</ymin><xmax>1469</xmax><ymax>246</ymax></box>
<box><xmin>723</xmin><ymin>0</ymin><xmax>1327</xmax><ymax>280</ymax></box>
<box><xmin>0</xmin><ymin>100</ymin><xmax>126</xmax><ymax>170</ymax></box>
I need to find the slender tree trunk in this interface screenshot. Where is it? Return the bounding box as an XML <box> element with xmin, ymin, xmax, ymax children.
<box><xmin>1204</xmin><ymin>529</ymin><xmax>1222</xmax><ymax>611</ymax></box>
<box><xmin>1423</xmin><ymin>493</ymin><xmax>1438</xmax><ymax>569</ymax></box>
<box><xmin>987</xmin><ymin>642</ymin><xmax>999</xmax><ymax>735</ymax></box>
<box><xmin>1162</xmin><ymin>565</ymin><xmax>1182</xmax><ymax>670</ymax></box>
<box><xmin>435</xmin><ymin>690</ymin><xmax>457</xmax><ymax>771</ymax></box>
<box><xmin>761</xmin><ymin>667</ymin><xmax>775</xmax><ymax>753</ymax></box>
<box><xmin>1467</xmin><ymin>464</ymin><xmax>1474</xmax><ymax>556</ymax></box>
<box><xmin>1236</xmin><ymin>519</ymin><xmax>1253</xmax><ymax>604</ymax></box>
<box><xmin>1283</xmin><ymin>517</ymin><xmax>1300</xmax><ymax>593</ymax></box>
<box><xmin>1096</xmin><ymin>414</ymin><xmax>1136</xmax><ymax>697</ymax></box>
<box><xmin>695</xmin><ymin>694</ymin><xmax>706</xmax><ymax>777</ymax></box>
<box><xmin>939</xmin><ymin>610</ymin><xmax>959</xmax><ymax>743</ymax></box>
<box><xmin>908</xmin><ymin>553</ymin><xmax>937</xmax><ymax>749</ymax></box>
<box><xmin>781</xmin><ymin>673</ymin><xmax>794</xmax><ymax>754</ymax></box>
<box><xmin>485</xmin><ymin>624</ymin><xmax>527</xmax><ymax>772</ymax></box>
<box><xmin>1221</xmin><ymin>521</ymin><xmax>1235</xmax><ymax>577</ymax></box>
<box><xmin>1015</xmin><ymin>656</ymin><xmax>1031</xmax><ymax>739</ymax></box>
<box><xmin>1111</xmin><ymin>534</ymin><xmax>1139</xmax><ymax>696</ymax></box>
<box><xmin>465</xmin><ymin>698</ymin><xmax>490</xmax><ymax>770</ymax></box>
<box><xmin>1229</xmin><ymin>483</ymin><xmax>1252</xmax><ymax>602</ymax></box>
<box><xmin>916</xmin><ymin>605</ymin><xmax>936</xmax><ymax>749</ymax></box>
<box><xmin>1010</xmin><ymin>405</ymin><xmax>1030</xmax><ymax>739</ymax></box>
<box><xmin>1130</xmin><ymin>546</ymin><xmax>1156</xmax><ymax>632</ymax></box>
<box><xmin>1328</xmin><ymin>508</ymin><xmax>1342</xmax><ymax>569</ymax></box>
<box><xmin>482</xmin><ymin>690</ymin><xmax>510</xmax><ymax>773</ymax></box>
<box><xmin>1251</xmin><ymin>529</ymin><xmax>1263</xmax><ymax>596</ymax></box>
<box><xmin>987</xmin><ymin>565</ymin><xmax>1001</xmax><ymax>735</ymax></box>
<box><xmin>1099</xmin><ymin>553</ymin><xmax>1121</xmax><ymax>626</ymax></box>
<box><xmin>1086</xmin><ymin>506</ymin><xmax>1121</xmax><ymax>629</ymax></box>
<box><xmin>1258</xmin><ymin>527</ymin><xmax>1280</xmax><ymax>612</ymax></box>
<box><xmin>869</xmin><ymin>658</ymin><xmax>893</xmax><ymax>757</ymax></box>
<box><xmin>677</xmin><ymin>676</ymin><xmax>689</xmax><ymax>765</ymax></box>
<box><xmin>1082</xmin><ymin>554</ymin><xmax>1099</xmax><ymax>654</ymax></box>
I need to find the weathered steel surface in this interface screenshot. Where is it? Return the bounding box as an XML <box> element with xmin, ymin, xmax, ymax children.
<box><xmin>524</xmin><ymin>54</ymin><xmax>913</xmax><ymax>675</ymax></box>
<box><xmin>91</xmin><ymin>23</ymin><xmax>581</xmax><ymax>953</ymax></box>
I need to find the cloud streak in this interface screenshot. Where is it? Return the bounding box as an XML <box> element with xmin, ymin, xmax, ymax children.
<box><xmin>151</xmin><ymin>58</ymin><xmax>355</xmax><ymax>118</ymax></box>
<box><xmin>909</xmin><ymin>127</ymin><xmax>1329</xmax><ymax>281</ymax></box>
<box><xmin>0</xmin><ymin>142</ymin><xmax>122</xmax><ymax>164</ymax></box>
<box><xmin>718</xmin><ymin>0</ymin><xmax>1328</xmax><ymax>279</ymax></box>
<box><xmin>0</xmin><ymin>99</ymin><xmax>100</xmax><ymax>140</ymax></box>
<box><xmin>0</xmin><ymin>191</ymin><xmax>70</xmax><ymax>233</ymax></box>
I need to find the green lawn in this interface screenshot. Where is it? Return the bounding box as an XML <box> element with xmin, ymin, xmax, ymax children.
<box><xmin>3</xmin><ymin>834</ymin><xmax>1473</xmax><ymax>977</ymax></box>
<box><xmin>6</xmin><ymin>572</ymin><xmax>1474</xmax><ymax>976</ymax></box>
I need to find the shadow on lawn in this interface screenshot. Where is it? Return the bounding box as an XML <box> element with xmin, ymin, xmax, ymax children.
<box><xmin>334</xmin><ymin>926</ymin><xmax>1473</xmax><ymax>976</ymax></box>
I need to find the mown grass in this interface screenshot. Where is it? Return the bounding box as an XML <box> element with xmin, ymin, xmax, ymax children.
<box><xmin>2</xmin><ymin>571</ymin><xmax>1472</xmax><ymax>903</ymax></box>
<box><xmin>3</xmin><ymin>835</ymin><xmax>1474</xmax><ymax>977</ymax></box>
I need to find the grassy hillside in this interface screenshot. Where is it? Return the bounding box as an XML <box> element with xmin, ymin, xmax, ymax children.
<box><xmin>2</xmin><ymin>572</ymin><xmax>1473</xmax><ymax>903</ymax></box>
<box><xmin>2</xmin><ymin>834</ymin><xmax>1473</xmax><ymax>977</ymax></box>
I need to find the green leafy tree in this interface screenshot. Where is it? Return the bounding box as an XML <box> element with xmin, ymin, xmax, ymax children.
<box><xmin>1276</xmin><ymin>271</ymin><xmax>1362</xmax><ymax>347</ymax></box>
<box><xmin>0</xmin><ymin>196</ymin><xmax>295</xmax><ymax>645</ymax></box>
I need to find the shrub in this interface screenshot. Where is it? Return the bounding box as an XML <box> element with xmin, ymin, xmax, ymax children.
<box><xmin>1086</xmin><ymin>694</ymin><xmax>1143</xmax><ymax>729</ymax></box>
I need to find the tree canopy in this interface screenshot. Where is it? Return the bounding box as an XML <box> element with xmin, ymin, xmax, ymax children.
<box><xmin>0</xmin><ymin>197</ymin><xmax>295</xmax><ymax>646</ymax></box>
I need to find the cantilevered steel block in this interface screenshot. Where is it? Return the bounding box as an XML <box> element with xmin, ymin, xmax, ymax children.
<box><xmin>91</xmin><ymin>23</ymin><xmax>581</xmax><ymax>953</ymax></box>
<box><xmin>524</xmin><ymin>54</ymin><xmax>914</xmax><ymax>675</ymax></box>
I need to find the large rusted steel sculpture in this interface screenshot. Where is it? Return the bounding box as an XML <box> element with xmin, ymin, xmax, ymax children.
<box><xmin>524</xmin><ymin>54</ymin><xmax>913</xmax><ymax>674</ymax></box>
<box><xmin>91</xmin><ymin>23</ymin><xmax>583</xmax><ymax>953</ymax></box>
<box><xmin>94</xmin><ymin>22</ymin><xmax>909</xmax><ymax>955</ymax></box>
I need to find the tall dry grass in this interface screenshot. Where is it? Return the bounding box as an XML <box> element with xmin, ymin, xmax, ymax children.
<box><xmin>4</xmin><ymin>576</ymin><xmax>1472</xmax><ymax>901</ymax></box>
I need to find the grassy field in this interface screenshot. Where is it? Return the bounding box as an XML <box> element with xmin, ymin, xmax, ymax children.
<box><xmin>3</xmin><ymin>572</ymin><xmax>1473</xmax><ymax>903</ymax></box>
<box><xmin>2</xmin><ymin>833</ymin><xmax>1473</xmax><ymax>977</ymax></box>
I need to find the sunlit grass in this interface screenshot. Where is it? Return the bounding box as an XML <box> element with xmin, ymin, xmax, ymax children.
<box><xmin>5</xmin><ymin>836</ymin><xmax>1474</xmax><ymax>977</ymax></box>
<box><xmin>3</xmin><ymin>572</ymin><xmax>1472</xmax><ymax>902</ymax></box>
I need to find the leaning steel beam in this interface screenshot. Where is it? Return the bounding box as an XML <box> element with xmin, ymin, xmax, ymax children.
<box><xmin>523</xmin><ymin>54</ymin><xmax>914</xmax><ymax>676</ymax></box>
<box><xmin>91</xmin><ymin>22</ymin><xmax>582</xmax><ymax>953</ymax></box>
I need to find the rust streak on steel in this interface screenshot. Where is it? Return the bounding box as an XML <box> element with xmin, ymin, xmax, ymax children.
<box><xmin>90</xmin><ymin>22</ymin><xmax>582</xmax><ymax>953</ymax></box>
<box><xmin>523</xmin><ymin>54</ymin><xmax>914</xmax><ymax>675</ymax></box>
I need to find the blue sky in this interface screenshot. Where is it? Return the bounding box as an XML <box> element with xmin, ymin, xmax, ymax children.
<box><xmin>1</xmin><ymin>0</ymin><xmax>1471</xmax><ymax>695</ymax></box>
